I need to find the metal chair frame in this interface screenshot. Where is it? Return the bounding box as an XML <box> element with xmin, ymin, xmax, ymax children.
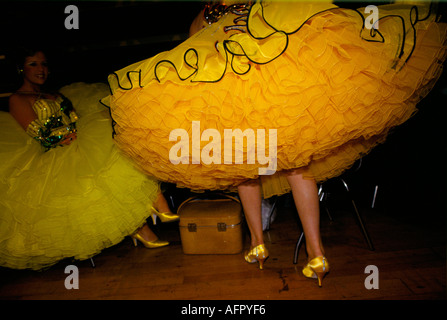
<box><xmin>293</xmin><ymin>176</ymin><xmax>375</xmax><ymax>264</ymax></box>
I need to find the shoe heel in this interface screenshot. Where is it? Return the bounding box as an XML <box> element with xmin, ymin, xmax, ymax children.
<box><xmin>245</xmin><ymin>244</ymin><xmax>269</xmax><ymax>270</ymax></box>
<box><xmin>151</xmin><ymin>213</ymin><xmax>157</xmax><ymax>225</ymax></box>
<box><xmin>304</xmin><ymin>256</ymin><xmax>329</xmax><ymax>287</ymax></box>
<box><xmin>315</xmin><ymin>271</ymin><xmax>325</xmax><ymax>287</ymax></box>
<box><xmin>258</xmin><ymin>258</ymin><xmax>267</xmax><ymax>270</ymax></box>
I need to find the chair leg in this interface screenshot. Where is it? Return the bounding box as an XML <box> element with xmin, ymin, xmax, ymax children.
<box><xmin>293</xmin><ymin>231</ymin><xmax>305</xmax><ymax>264</ymax></box>
<box><xmin>321</xmin><ymin>202</ymin><xmax>333</xmax><ymax>222</ymax></box>
<box><xmin>318</xmin><ymin>185</ymin><xmax>333</xmax><ymax>221</ymax></box>
<box><xmin>349</xmin><ymin>197</ymin><xmax>375</xmax><ymax>251</ymax></box>
<box><xmin>264</xmin><ymin>196</ymin><xmax>278</xmax><ymax>231</ymax></box>
<box><xmin>371</xmin><ymin>185</ymin><xmax>379</xmax><ymax>208</ymax></box>
<box><xmin>341</xmin><ymin>178</ymin><xmax>375</xmax><ymax>251</ymax></box>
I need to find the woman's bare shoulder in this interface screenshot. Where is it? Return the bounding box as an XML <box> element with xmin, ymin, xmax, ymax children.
<box><xmin>8</xmin><ymin>93</ymin><xmax>37</xmax><ymax>130</ymax></box>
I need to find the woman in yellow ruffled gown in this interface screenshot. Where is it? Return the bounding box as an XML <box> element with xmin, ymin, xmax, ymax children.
<box><xmin>102</xmin><ymin>1</ymin><xmax>447</xmax><ymax>286</ymax></box>
<box><xmin>0</xmin><ymin>49</ymin><xmax>179</xmax><ymax>271</ymax></box>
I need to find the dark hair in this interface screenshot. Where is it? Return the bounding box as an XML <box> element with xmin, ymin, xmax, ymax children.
<box><xmin>13</xmin><ymin>46</ymin><xmax>48</xmax><ymax>73</ymax></box>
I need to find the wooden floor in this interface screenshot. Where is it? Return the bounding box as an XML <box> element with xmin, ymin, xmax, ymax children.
<box><xmin>0</xmin><ymin>192</ymin><xmax>445</xmax><ymax>302</ymax></box>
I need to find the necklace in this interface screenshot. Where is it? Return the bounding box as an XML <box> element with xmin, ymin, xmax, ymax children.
<box><xmin>15</xmin><ymin>90</ymin><xmax>41</xmax><ymax>100</ymax></box>
<box><xmin>15</xmin><ymin>90</ymin><xmax>42</xmax><ymax>95</ymax></box>
<box><xmin>15</xmin><ymin>91</ymin><xmax>58</xmax><ymax>101</ymax></box>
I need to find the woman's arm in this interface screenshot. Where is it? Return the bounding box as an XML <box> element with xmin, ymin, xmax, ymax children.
<box><xmin>8</xmin><ymin>94</ymin><xmax>37</xmax><ymax>131</ymax></box>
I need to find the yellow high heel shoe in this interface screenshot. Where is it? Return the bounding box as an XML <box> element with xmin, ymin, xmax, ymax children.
<box><xmin>131</xmin><ymin>232</ymin><xmax>169</xmax><ymax>249</ymax></box>
<box><xmin>150</xmin><ymin>206</ymin><xmax>180</xmax><ymax>225</ymax></box>
<box><xmin>244</xmin><ymin>244</ymin><xmax>269</xmax><ymax>270</ymax></box>
<box><xmin>302</xmin><ymin>256</ymin><xmax>330</xmax><ymax>287</ymax></box>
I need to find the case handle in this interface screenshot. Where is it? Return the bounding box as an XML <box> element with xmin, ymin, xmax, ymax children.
<box><xmin>177</xmin><ymin>193</ymin><xmax>240</xmax><ymax>213</ymax></box>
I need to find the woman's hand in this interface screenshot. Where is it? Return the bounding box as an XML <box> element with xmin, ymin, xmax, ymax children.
<box><xmin>59</xmin><ymin>132</ymin><xmax>77</xmax><ymax>146</ymax></box>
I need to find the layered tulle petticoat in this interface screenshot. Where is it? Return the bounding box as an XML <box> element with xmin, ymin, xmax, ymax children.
<box><xmin>103</xmin><ymin>1</ymin><xmax>447</xmax><ymax>196</ymax></box>
<box><xmin>0</xmin><ymin>82</ymin><xmax>160</xmax><ymax>270</ymax></box>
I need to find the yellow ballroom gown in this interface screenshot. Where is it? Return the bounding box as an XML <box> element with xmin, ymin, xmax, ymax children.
<box><xmin>102</xmin><ymin>1</ymin><xmax>447</xmax><ymax>196</ymax></box>
<box><xmin>0</xmin><ymin>82</ymin><xmax>161</xmax><ymax>270</ymax></box>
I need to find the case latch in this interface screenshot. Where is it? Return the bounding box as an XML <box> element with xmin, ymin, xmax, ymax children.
<box><xmin>217</xmin><ymin>222</ymin><xmax>227</xmax><ymax>232</ymax></box>
<box><xmin>188</xmin><ymin>223</ymin><xmax>197</xmax><ymax>232</ymax></box>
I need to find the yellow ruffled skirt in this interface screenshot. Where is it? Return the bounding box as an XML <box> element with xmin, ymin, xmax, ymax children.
<box><xmin>0</xmin><ymin>83</ymin><xmax>160</xmax><ymax>270</ymax></box>
<box><xmin>103</xmin><ymin>1</ymin><xmax>447</xmax><ymax>197</ymax></box>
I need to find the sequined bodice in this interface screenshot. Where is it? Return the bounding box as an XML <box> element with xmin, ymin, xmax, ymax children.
<box><xmin>26</xmin><ymin>96</ymin><xmax>78</xmax><ymax>150</ymax></box>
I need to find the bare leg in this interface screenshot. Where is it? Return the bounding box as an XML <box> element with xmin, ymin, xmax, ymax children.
<box><xmin>132</xmin><ymin>192</ymin><xmax>170</xmax><ymax>243</ymax></box>
<box><xmin>136</xmin><ymin>223</ymin><xmax>159</xmax><ymax>242</ymax></box>
<box><xmin>238</xmin><ymin>179</ymin><xmax>269</xmax><ymax>269</ymax></box>
<box><xmin>129</xmin><ymin>191</ymin><xmax>171</xmax><ymax>248</ymax></box>
<box><xmin>154</xmin><ymin>192</ymin><xmax>172</xmax><ymax>213</ymax></box>
<box><xmin>237</xmin><ymin>179</ymin><xmax>263</xmax><ymax>247</ymax></box>
<box><xmin>285</xmin><ymin>169</ymin><xmax>324</xmax><ymax>260</ymax></box>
